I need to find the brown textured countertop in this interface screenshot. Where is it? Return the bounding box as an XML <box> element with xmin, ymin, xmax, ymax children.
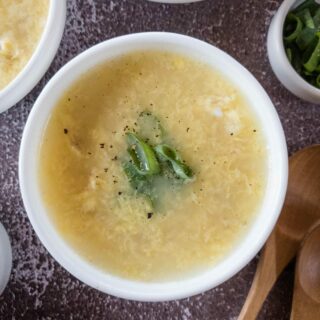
<box><xmin>0</xmin><ymin>0</ymin><xmax>319</xmax><ymax>319</ymax></box>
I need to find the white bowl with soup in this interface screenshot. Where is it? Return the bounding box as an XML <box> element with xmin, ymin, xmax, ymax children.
<box><xmin>19</xmin><ymin>32</ymin><xmax>288</xmax><ymax>301</ymax></box>
<box><xmin>0</xmin><ymin>0</ymin><xmax>66</xmax><ymax>113</ymax></box>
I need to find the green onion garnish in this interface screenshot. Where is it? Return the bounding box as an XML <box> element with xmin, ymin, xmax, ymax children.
<box><xmin>126</xmin><ymin>132</ymin><xmax>160</xmax><ymax>176</ymax></box>
<box><xmin>283</xmin><ymin>0</ymin><xmax>320</xmax><ymax>88</ymax></box>
<box><xmin>122</xmin><ymin>112</ymin><xmax>194</xmax><ymax>211</ymax></box>
<box><xmin>154</xmin><ymin>144</ymin><xmax>193</xmax><ymax>180</ymax></box>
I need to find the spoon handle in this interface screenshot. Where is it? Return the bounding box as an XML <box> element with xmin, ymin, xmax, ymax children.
<box><xmin>238</xmin><ymin>227</ymin><xmax>299</xmax><ymax>320</ymax></box>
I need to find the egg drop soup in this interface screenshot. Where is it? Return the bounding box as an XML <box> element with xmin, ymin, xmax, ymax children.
<box><xmin>0</xmin><ymin>0</ymin><xmax>49</xmax><ymax>90</ymax></box>
<box><xmin>39</xmin><ymin>51</ymin><xmax>267</xmax><ymax>281</ymax></box>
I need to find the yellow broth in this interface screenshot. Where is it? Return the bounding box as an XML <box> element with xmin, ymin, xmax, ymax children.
<box><xmin>0</xmin><ymin>0</ymin><xmax>49</xmax><ymax>90</ymax></box>
<box><xmin>39</xmin><ymin>51</ymin><xmax>267</xmax><ymax>281</ymax></box>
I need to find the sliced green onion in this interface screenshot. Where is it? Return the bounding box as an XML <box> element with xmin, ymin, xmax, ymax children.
<box><xmin>122</xmin><ymin>161</ymin><xmax>155</xmax><ymax>204</ymax></box>
<box><xmin>291</xmin><ymin>43</ymin><xmax>303</xmax><ymax>74</ymax></box>
<box><xmin>126</xmin><ymin>132</ymin><xmax>160</xmax><ymax>176</ymax></box>
<box><xmin>286</xmin><ymin>47</ymin><xmax>293</xmax><ymax>62</ymax></box>
<box><xmin>296</xmin><ymin>8</ymin><xmax>315</xmax><ymax>28</ymax></box>
<box><xmin>303</xmin><ymin>33</ymin><xmax>320</xmax><ymax>72</ymax></box>
<box><xmin>296</xmin><ymin>27</ymin><xmax>317</xmax><ymax>50</ymax></box>
<box><xmin>303</xmin><ymin>69</ymin><xmax>314</xmax><ymax>76</ymax></box>
<box><xmin>293</xmin><ymin>0</ymin><xmax>319</xmax><ymax>15</ymax></box>
<box><xmin>313</xmin><ymin>8</ymin><xmax>320</xmax><ymax>27</ymax></box>
<box><xmin>154</xmin><ymin>144</ymin><xmax>193</xmax><ymax>180</ymax></box>
<box><xmin>284</xmin><ymin>13</ymin><xmax>303</xmax><ymax>42</ymax></box>
<box><xmin>123</xmin><ymin>161</ymin><xmax>149</xmax><ymax>192</ymax></box>
<box><xmin>284</xmin><ymin>0</ymin><xmax>320</xmax><ymax>87</ymax></box>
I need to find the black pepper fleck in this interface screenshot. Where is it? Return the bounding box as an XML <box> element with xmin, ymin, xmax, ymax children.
<box><xmin>100</xmin><ymin>143</ymin><xmax>105</xmax><ymax>148</ymax></box>
<box><xmin>147</xmin><ymin>212</ymin><xmax>153</xmax><ymax>219</ymax></box>
<box><xmin>63</xmin><ymin>128</ymin><xmax>68</xmax><ymax>134</ymax></box>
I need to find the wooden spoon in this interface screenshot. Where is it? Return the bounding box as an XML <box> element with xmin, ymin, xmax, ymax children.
<box><xmin>239</xmin><ymin>145</ymin><xmax>320</xmax><ymax>320</ymax></box>
<box><xmin>291</xmin><ymin>224</ymin><xmax>320</xmax><ymax>320</ymax></box>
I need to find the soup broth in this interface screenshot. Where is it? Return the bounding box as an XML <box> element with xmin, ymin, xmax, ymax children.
<box><xmin>39</xmin><ymin>51</ymin><xmax>267</xmax><ymax>281</ymax></box>
<box><xmin>0</xmin><ymin>0</ymin><xmax>49</xmax><ymax>90</ymax></box>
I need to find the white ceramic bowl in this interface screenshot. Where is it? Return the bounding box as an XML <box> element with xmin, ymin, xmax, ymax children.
<box><xmin>0</xmin><ymin>223</ymin><xmax>12</xmax><ymax>295</ymax></box>
<box><xmin>267</xmin><ymin>0</ymin><xmax>320</xmax><ymax>104</ymax></box>
<box><xmin>0</xmin><ymin>0</ymin><xmax>66</xmax><ymax>113</ymax></box>
<box><xmin>19</xmin><ymin>32</ymin><xmax>288</xmax><ymax>302</ymax></box>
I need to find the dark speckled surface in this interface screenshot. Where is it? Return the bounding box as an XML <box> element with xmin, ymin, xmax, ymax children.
<box><xmin>0</xmin><ymin>0</ymin><xmax>319</xmax><ymax>319</ymax></box>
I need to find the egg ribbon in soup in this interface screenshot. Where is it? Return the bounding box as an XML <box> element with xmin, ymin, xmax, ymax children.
<box><xmin>39</xmin><ymin>51</ymin><xmax>267</xmax><ymax>281</ymax></box>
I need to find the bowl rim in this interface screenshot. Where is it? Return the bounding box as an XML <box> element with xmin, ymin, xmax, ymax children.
<box><xmin>19</xmin><ymin>32</ymin><xmax>288</xmax><ymax>302</ymax></box>
<box><xmin>0</xmin><ymin>223</ymin><xmax>12</xmax><ymax>295</ymax></box>
<box><xmin>0</xmin><ymin>0</ymin><xmax>66</xmax><ymax>114</ymax></box>
<box><xmin>268</xmin><ymin>0</ymin><xmax>320</xmax><ymax>99</ymax></box>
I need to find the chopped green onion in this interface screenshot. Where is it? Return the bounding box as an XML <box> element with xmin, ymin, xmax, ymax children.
<box><xmin>283</xmin><ymin>0</ymin><xmax>320</xmax><ymax>88</ymax></box>
<box><xmin>303</xmin><ymin>33</ymin><xmax>320</xmax><ymax>72</ymax></box>
<box><xmin>154</xmin><ymin>144</ymin><xmax>193</xmax><ymax>180</ymax></box>
<box><xmin>296</xmin><ymin>27</ymin><xmax>317</xmax><ymax>50</ymax></box>
<box><xmin>286</xmin><ymin>47</ymin><xmax>293</xmax><ymax>62</ymax></box>
<box><xmin>296</xmin><ymin>8</ymin><xmax>315</xmax><ymax>29</ymax></box>
<box><xmin>293</xmin><ymin>0</ymin><xmax>319</xmax><ymax>15</ymax></box>
<box><xmin>122</xmin><ymin>161</ymin><xmax>155</xmax><ymax>204</ymax></box>
<box><xmin>284</xmin><ymin>14</ymin><xmax>303</xmax><ymax>42</ymax></box>
<box><xmin>122</xmin><ymin>113</ymin><xmax>195</xmax><ymax>211</ymax></box>
<box><xmin>313</xmin><ymin>8</ymin><xmax>320</xmax><ymax>27</ymax></box>
<box><xmin>126</xmin><ymin>132</ymin><xmax>160</xmax><ymax>176</ymax></box>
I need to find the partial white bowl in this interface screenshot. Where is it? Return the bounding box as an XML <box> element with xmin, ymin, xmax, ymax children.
<box><xmin>19</xmin><ymin>32</ymin><xmax>288</xmax><ymax>302</ymax></box>
<box><xmin>0</xmin><ymin>0</ymin><xmax>66</xmax><ymax>113</ymax></box>
<box><xmin>267</xmin><ymin>0</ymin><xmax>320</xmax><ymax>104</ymax></box>
<box><xmin>0</xmin><ymin>223</ymin><xmax>12</xmax><ymax>295</ymax></box>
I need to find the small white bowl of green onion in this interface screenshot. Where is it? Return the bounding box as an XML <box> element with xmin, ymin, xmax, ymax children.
<box><xmin>268</xmin><ymin>0</ymin><xmax>320</xmax><ymax>103</ymax></box>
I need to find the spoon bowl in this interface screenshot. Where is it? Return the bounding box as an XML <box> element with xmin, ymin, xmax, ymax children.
<box><xmin>298</xmin><ymin>225</ymin><xmax>320</xmax><ymax>304</ymax></box>
<box><xmin>291</xmin><ymin>224</ymin><xmax>320</xmax><ymax>319</ymax></box>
